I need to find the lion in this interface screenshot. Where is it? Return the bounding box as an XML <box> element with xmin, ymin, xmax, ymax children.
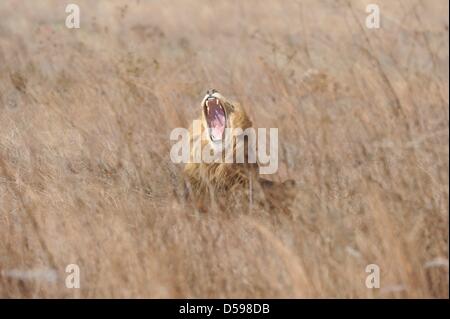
<box><xmin>183</xmin><ymin>89</ymin><xmax>295</xmax><ymax>211</ymax></box>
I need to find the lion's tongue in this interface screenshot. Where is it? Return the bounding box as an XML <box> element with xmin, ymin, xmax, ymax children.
<box><xmin>210</xmin><ymin>108</ymin><xmax>225</xmax><ymax>140</ymax></box>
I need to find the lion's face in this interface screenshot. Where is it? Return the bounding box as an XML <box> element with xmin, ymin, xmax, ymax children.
<box><xmin>201</xmin><ymin>90</ymin><xmax>234</xmax><ymax>144</ymax></box>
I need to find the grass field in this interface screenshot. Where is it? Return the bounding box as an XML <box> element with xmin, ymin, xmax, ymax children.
<box><xmin>0</xmin><ymin>0</ymin><xmax>448</xmax><ymax>298</ymax></box>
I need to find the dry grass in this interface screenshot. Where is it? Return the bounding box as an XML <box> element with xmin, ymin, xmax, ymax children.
<box><xmin>0</xmin><ymin>0</ymin><xmax>448</xmax><ymax>298</ymax></box>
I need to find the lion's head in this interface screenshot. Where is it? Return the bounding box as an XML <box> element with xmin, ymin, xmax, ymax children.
<box><xmin>200</xmin><ymin>89</ymin><xmax>252</xmax><ymax>145</ymax></box>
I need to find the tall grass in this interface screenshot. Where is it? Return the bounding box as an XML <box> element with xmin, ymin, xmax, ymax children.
<box><xmin>0</xmin><ymin>0</ymin><xmax>448</xmax><ymax>298</ymax></box>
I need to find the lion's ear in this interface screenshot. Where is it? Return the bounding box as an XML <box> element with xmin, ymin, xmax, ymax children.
<box><xmin>225</xmin><ymin>101</ymin><xmax>235</xmax><ymax>112</ymax></box>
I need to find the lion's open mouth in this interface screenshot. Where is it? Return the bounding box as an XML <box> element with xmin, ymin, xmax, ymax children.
<box><xmin>204</xmin><ymin>97</ymin><xmax>226</xmax><ymax>142</ymax></box>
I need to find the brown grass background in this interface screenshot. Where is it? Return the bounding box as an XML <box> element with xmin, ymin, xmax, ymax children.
<box><xmin>0</xmin><ymin>0</ymin><xmax>448</xmax><ymax>298</ymax></box>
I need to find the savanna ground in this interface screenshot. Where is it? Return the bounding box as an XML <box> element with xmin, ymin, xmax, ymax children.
<box><xmin>0</xmin><ymin>0</ymin><xmax>448</xmax><ymax>298</ymax></box>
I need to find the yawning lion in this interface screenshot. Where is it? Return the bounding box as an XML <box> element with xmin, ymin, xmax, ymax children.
<box><xmin>183</xmin><ymin>89</ymin><xmax>295</xmax><ymax>211</ymax></box>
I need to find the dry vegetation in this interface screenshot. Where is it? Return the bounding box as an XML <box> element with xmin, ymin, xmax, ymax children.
<box><xmin>0</xmin><ymin>0</ymin><xmax>448</xmax><ymax>298</ymax></box>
